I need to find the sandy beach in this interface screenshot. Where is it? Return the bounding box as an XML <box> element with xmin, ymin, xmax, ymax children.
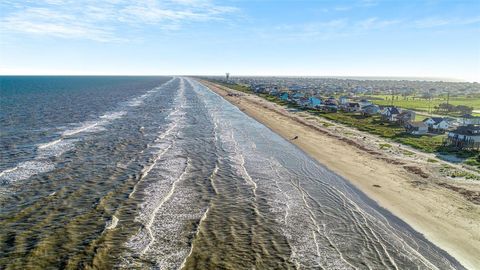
<box><xmin>199</xmin><ymin>79</ymin><xmax>480</xmax><ymax>270</ymax></box>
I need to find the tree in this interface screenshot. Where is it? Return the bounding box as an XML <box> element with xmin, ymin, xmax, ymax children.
<box><xmin>437</xmin><ymin>103</ymin><xmax>454</xmax><ymax>113</ymax></box>
<box><xmin>456</xmin><ymin>105</ymin><xmax>473</xmax><ymax>115</ymax></box>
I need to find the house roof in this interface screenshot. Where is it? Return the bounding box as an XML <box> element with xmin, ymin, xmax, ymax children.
<box><xmin>423</xmin><ymin>117</ymin><xmax>445</xmax><ymax>124</ymax></box>
<box><xmin>450</xmin><ymin>125</ymin><xmax>480</xmax><ymax>136</ymax></box>
<box><xmin>386</xmin><ymin>107</ymin><xmax>401</xmax><ymax>114</ymax></box>
<box><xmin>363</xmin><ymin>104</ymin><xmax>379</xmax><ymax>109</ymax></box>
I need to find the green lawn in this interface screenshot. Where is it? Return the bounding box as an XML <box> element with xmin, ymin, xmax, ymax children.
<box><xmin>365</xmin><ymin>95</ymin><xmax>480</xmax><ymax>115</ymax></box>
<box><xmin>316</xmin><ymin>112</ymin><xmax>445</xmax><ymax>152</ymax></box>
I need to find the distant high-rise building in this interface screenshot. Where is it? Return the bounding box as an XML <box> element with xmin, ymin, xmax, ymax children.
<box><xmin>226</xmin><ymin>73</ymin><xmax>230</xmax><ymax>81</ymax></box>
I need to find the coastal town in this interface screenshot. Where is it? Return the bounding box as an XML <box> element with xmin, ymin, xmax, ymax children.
<box><xmin>205</xmin><ymin>75</ymin><xmax>480</xmax><ymax>170</ymax></box>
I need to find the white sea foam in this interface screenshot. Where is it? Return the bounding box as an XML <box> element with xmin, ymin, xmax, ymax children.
<box><xmin>0</xmin><ymin>166</ymin><xmax>19</xmax><ymax>178</ymax></box>
<box><xmin>126</xmin><ymin>99</ymin><xmax>144</xmax><ymax>107</ymax></box>
<box><xmin>62</xmin><ymin>121</ymin><xmax>103</xmax><ymax>137</ymax></box>
<box><xmin>37</xmin><ymin>138</ymin><xmax>78</xmax><ymax>158</ymax></box>
<box><xmin>37</xmin><ymin>139</ymin><xmax>63</xmax><ymax>149</ymax></box>
<box><xmin>100</xmin><ymin>111</ymin><xmax>127</xmax><ymax>120</ymax></box>
<box><xmin>61</xmin><ymin>111</ymin><xmax>126</xmax><ymax>137</ymax></box>
<box><xmin>141</xmin><ymin>157</ymin><xmax>191</xmax><ymax>255</ymax></box>
<box><xmin>105</xmin><ymin>215</ymin><xmax>119</xmax><ymax>230</ymax></box>
<box><xmin>0</xmin><ymin>160</ymin><xmax>55</xmax><ymax>184</ymax></box>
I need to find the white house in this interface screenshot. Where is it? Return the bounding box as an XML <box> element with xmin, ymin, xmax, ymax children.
<box><xmin>423</xmin><ymin>117</ymin><xmax>450</xmax><ymax>131</ymax></box>
<box><xmin>381</xmin><ymin>107</ymin><xmax>401</xmax><ymax>122</ymax></box>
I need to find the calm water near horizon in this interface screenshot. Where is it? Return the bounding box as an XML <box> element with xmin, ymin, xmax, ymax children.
<box><xmin>0</xmin><ymin>76</ymin><xmax>464</xmax><ymax>269</ymax></box>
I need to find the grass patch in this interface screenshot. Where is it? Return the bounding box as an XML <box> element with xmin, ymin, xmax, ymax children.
<box><xmin>364</xmin><ymin>94</ymin><xmax>480</xmax><ymax>112</ymax></box>
<box><xmin>379</xmin><ymin>143</ymin><xmax>392</xmax><ymax>149</ymax></box>
<box><xmin>427</xmin><ymin>158</ymin><xmax>439</xmax><ymax>163</ymax></box>
<box><xmin>402</xmin><ymin>150</ymin><xmax>415</xmax><ymax>156</ymax></box>
<box><xmin>321</xmin><ymin>122</ymin><xmax>334</xmax><ymax>127</ymax></box>
<box><xmin>315</xmin><ymin>112</ymin><xmax>444</xmax><ymax>153</ymax></box>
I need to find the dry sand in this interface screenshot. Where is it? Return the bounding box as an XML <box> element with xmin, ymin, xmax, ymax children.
<box><xmin>199</xmin><ymin>79</ymin><xmax>480</xmax><ymax>270</ymax></box>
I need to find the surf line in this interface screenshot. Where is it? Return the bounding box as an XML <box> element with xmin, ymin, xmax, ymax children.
<box><xmin>179</xmin><ymin>206</ymin><xmax>211</xmax><ymax>269</ymax></box>
<box><xmin>128</xmin><ymin>141</ymin><xmax>175</xmax><ymax>199</ymax></box>
<box><xmin>141</xmin><ymin>157</ymin><xmax>191</xmax><ymax>255</ymax></box>
<box><xmin>231</xmin><ymin>131</ymin><xmax>258</xmax><ymax>197</ymax></box>
<box><xmin>179</xmin><ymin>159</ymin><xmax>219</xmax><ymax>267</ymax></box>
<box><xmin>0</xmin><ymin>166</ymin><xmax>19</xmax><ymax>177</ymax></box>
<box><xmin>37</xmin><ymin>139</ymin><xmax>63</xmax><ymax>149</ymax></box>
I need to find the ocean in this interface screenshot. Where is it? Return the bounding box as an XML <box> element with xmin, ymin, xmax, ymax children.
<box><xmin>0</xmin><ymin>76</ymin><xmax>463</xmax><ymax>269</ymax></box>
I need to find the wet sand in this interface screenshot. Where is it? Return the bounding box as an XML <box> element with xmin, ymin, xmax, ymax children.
<box><xmin>199</xmin><ymin>79</ymin><xmax>480</xmax><ymax>270</ymax></box>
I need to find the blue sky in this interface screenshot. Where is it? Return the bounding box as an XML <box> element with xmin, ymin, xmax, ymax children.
<box><xmin>1</xmin><ymin>0</ymin><xmax>479</xmax><ymax>82</ymax></box>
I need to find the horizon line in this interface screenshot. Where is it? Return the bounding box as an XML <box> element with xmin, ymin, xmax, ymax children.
<box><xmin>0</xmin><ymin>74</ymin><xmax>477</xmax><ymax>83</ymax></box>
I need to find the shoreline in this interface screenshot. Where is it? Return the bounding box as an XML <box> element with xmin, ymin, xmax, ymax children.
<box><xmin>198</xmin><ymin>79</ymin><xmax>480</xmax><ymax>270</ymax></box>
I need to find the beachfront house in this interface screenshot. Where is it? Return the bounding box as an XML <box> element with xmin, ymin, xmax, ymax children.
<box><xmin>297</xmin><ymin>97</ymin><xmax>310</xmax><ymax>107</ymax></box>
<box><xmin>361</xmin><ymin>104</ymin><xmax>380</xmax><ymax>116</ymax></box>
<box><xmin>339</xmin><ymin>96</ymin><xmax>349</xmax><ymax>105</ymax></box>
<box><xmin>381</xmin><ymin>106</ymin><xmax>401</xmax><ymax>122</ymax></box>
<box><xmin>253</xmin><ymin>85</ymin><xmax>266</xmax><ymax>94</ymax></box>
<box><xmin>292</xmin><ymin>92</ymin><xmax>305</xmax><ymax>100</ymax></box>
<box><xmin>404</xmin><ymin>121</ymin><xmax>428</xmax><ymax>135</ymax></box>
<box><xmin>343</xmin><ymin>102</ymin><xmax>360</xmax><ymax>112</ymax></box>
<box><xmin>308</xmin><ymin>97</ymin><xmax>322</xmax><ymax>108</ymax></box>
<box><xmin>358</xmin><ymin>99</ymin><xmax>373</xmax><ymax>109</ymax></box>
<box><xmin>461</xmin><ymin>114</ymin><xmax>480</xmax><ymax>126</ymax></box>
<box><xmin>321</xmin><ymin>104</ymin><xmax>338</xmax><ymax>113</ymax></box>
<box><xmin>325</xmin><ymin>97</ymin><xmax>338</xmax><ymax>106</ymax></box>
<box><xmin>446</xmin><ymin>125</ymin><xmax>480</xmax><ymax>150</ymax></box>
<box><xmin>423</xmin><ymin>117</ymin><xmax>450</xmax><ymax>132</ymax></box>
<box><xmin>269</xmin><ymin>87</ymin><xmax>279</xmax><ymax>95</ymax></box>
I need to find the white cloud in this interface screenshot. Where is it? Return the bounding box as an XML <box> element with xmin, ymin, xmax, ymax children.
<box><xmin>414</xmin><ymin>16</ymin><xmax>480</xmax><ymax>28</ymax></box>
<box><xmin>0</xmin><ymin>0</ymin><xmax>238</xmax><ymax>42</ymax></box>
<box><xmin>356</xmin><ymin>17</ymin><xmax>402</xmax><ymax>30</ymax></box>
<box><xmin>260</xmin><ymin>14</ymin><xmax>479</xmax><ymax>42</ymax></box>
<box><xmin>263</xmin><ymin>17</ymin><xmax>403</xmax><ymax>41</ymax></box>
